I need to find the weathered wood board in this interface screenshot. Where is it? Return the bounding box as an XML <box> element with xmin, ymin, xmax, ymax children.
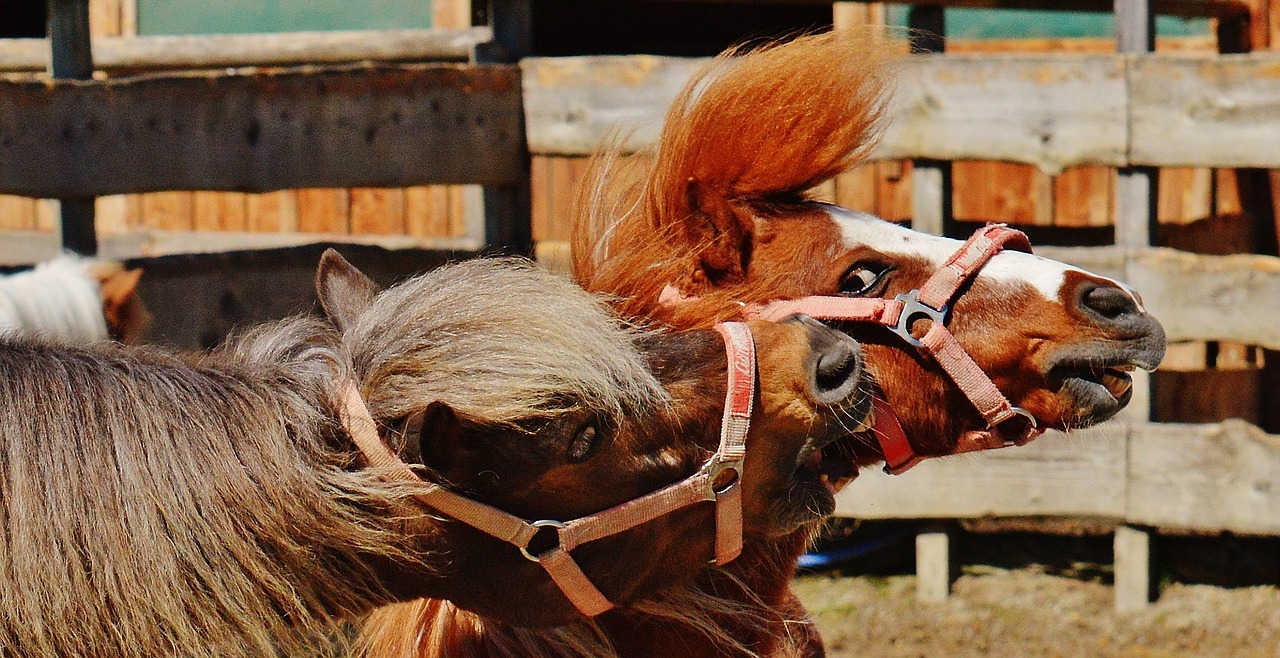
<box><xmin>125</xmin><ymin>243</ymin><xmax>470</xmax><ymax>350</ymax></box>
<box><xmin>1127</xmin><ymin>421</ymin><xmax>1280</xmax><ymax>535</ymax></box>
<box><xmin>1130</xmin><ymin>54</ymin><xmax>1280</xmax><ymax>169</ymax></box>
<box><xmin>522</xmin><ymin>55</ymin><xmax>697</xmax><ymax>156</ymax></box>
<box><xmin>836</xmin><ymin>420</ymin><xmax>1280</xmax><ymax>536</ymax></box>
<box><xmin>0</xmin><ymin>63</ymin><xmax>525</xmax><ymax>197</ymax></box>
<box><xmin>880</xmin><ymin>55</ymin><xmax>1128</xmax><ymax>174</ymax></box>
<box><xmin>0</xmin><ymin>28</ymin><xmax>489</xmax><ymax>73</ymax></box>
<box><xmin>1123</xmin><ymin>248</ymin><xmax>1280</xmax><ymax>350</ymax></box>
<box><xmin>524</xmin><ymin>53</ymin><xmax>1280</xmax><ymax>171</ymax></box>
<box><xmin>835</xmin><ymin>426</ymin><xmax>1129</xmax><ymax>519</ymax></box>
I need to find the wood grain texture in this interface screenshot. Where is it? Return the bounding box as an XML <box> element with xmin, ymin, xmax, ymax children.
<box><xmin>0</xmin><ymin>63</ymin><xmax>525</xmax><ymax>197</ymax></box>
<box><xmin>836</xmin><ymin>420</ymin><xmax>1280</xmax><ymax>535</ymax></box>
<box><xmin>1131</xmin><ymin>54</ymin><xmax>1280</xmax><ymax>169</ymax></box>
<box><xmin>0</xmin><ymin>28</ymin><xmax>490</xmax><ymax>73</ymax></box>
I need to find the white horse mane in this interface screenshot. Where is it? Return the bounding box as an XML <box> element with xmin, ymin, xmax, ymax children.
<box><xmin>0</xmin><ymin>255</ymin><xmax>108</xmax><ymax>343</ymax></box>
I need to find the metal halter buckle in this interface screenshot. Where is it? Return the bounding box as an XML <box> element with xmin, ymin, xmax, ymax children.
<box><xmin>519</xmin><ymin>519</ymin><xmax>567</xmax><ymax>562</ymax></box>
<box><xmin>891</xmin><ymin>290</ymin><xmax>948</xmax><ymax>348</ymax></box>
<box><xmin>699</xmin><ymin>457</ymin><xmax>744</xmax><ymax>502</ymax></box>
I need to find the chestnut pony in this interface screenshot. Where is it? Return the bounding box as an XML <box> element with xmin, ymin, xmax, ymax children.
<box><xmin>568</xmin><ymin>32</ymin><xmax>1165</xmax><ymax>656</ymax></box>
<box><xmin>0</xmin><ymin>252</ymin><xmax>868</xmax><ymax>658</ymax></box>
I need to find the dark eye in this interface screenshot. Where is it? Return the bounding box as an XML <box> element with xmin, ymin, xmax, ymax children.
<box><xmin>567</xmin><ymin>421</ymin><xmax>600</xmax><ymax>462</ymax></box>
<box><xmin>839</xmin><ymin>265</ymin><xmax>889</xmax><ymax>297</ymax></box>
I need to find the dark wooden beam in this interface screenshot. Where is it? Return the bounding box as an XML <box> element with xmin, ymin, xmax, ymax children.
<box><xmin>46</xmin><ymin>0</ymin><xmax>96</xmax><ymax>255</ymax></box>
<box><xmin>0</xmin><ymin>63</ymin><xmax>526</xmax><ymax>197</ymax></box>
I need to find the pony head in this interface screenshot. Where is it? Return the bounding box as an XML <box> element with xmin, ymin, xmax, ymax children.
<box><xmin>573</xmin><ymin>31</ymin><xmax>1166</xmax><ymax>475</ymax></box>
<box><xmin>316</xmin><ymin>251</ymin><xmax>870</xmax><ymax>626</ymax></box>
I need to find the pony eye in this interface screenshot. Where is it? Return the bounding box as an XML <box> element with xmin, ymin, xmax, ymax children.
<box><xmin>567</xmin><ymin>422</ymin><xmax>600</xmax><ymax>463</ymax></box>
<box><xmin>839</xmin><ymin>266</ymin><xmax>888</xmax><ymax>297</ymax></box>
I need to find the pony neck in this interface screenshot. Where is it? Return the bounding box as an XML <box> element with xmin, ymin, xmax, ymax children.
<box><xmin>0</xmin><ymin>321</ymin><xmax>434</xmax><ymax>658</ymax></box>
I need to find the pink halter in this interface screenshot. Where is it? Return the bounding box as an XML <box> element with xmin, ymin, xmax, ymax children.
<box><xmin>339</xmin><ymin>322</ymin><xmax>756</xmax><ymax>617</ymax></box>
<box><xmin>743</xmin><ymin>223</ymin><xmax>1043</xmax><ymax>474</ymax></box>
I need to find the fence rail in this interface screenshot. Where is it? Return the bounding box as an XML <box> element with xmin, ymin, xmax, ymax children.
<box><xmin>523</xmin><ymin>52</ymin><xmax>1280</xmax><ymax>171</ymax></box>
<box><xmin>0</xmin><ymin>28</ymin><xmax>490</xmax><ymax>73</ymax></box>
<box><xmin>837</xmin><ymin>419</ymin><xmax>1280</xmax><ymax>536</ymax></box>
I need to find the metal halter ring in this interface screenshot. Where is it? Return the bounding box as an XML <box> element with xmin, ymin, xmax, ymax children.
<box><xmin>700</xmin><ymin>457</ymin><xmax>744</xmax><ymax>502</ymax></box>
<box><xmin>892</xmin><ymin>290</ymin><xmax>947</xmax><ymax>348</ymax></box>
<box><xmin>519</xmin><ymin>519</ymin><xmax>567</xmax><ymax>562</ymax></box>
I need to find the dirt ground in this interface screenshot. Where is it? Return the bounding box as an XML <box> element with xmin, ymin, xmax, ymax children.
<box><xmin>792</xmin><ymin>530</ymin><xmax>1280</xmax><ymax>658</ymax></box>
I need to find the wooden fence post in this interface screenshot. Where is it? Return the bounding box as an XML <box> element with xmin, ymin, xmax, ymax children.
<box><xmin>916</xmin><ymin>524</ymin><xmax>955</xmax><ymax>603</ymax></box>
<box><xmin>476</xmin><ymin>0</ymin><xmax>533</xmax><ymax>254</ymax></box>
<box><xmin>1114</xmin><ymin>0</ymin><xmax>1158</xmax><ymax>612</ymax></box>
<box><xmin>47</xmin><ymin>0</ymin><xmax>98</xmax><ymax>255</ymax></box>
<box><xmin>908</xmin><ymin>7</ymin><xmax>949</xmax><ymax>237</ymax></box>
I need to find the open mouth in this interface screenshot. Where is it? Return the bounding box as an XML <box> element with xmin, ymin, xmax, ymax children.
<box><xmin>799</xmin><ymin>435</ymin><xmax>860</xmax><ymax>495</ymax></box>
<box><xmin>1053</xmin><ymin>362</ymin><xmax>1137</xmax><ymax>423</ymax></box>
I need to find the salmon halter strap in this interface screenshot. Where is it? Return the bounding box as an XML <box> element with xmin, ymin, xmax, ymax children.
<box><xmin>743</xmin><ymin>223</ymin><xmax>1044</xmax><ymax>474</ymax></box>
<box><xmin>337</xmin><ymin>321</ymin><xmax>756</xmax><ymax>617</ymax></box>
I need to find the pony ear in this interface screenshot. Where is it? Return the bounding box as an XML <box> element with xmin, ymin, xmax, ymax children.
<box><xmin>417</xmin><ymin>401</ymin><xmax>468</xmax><ymax>474</ymax></box>
<box><xmin>316</xmin><ymin>249</ymin><xmax>382</xmax><ymax>332</ymax></box>
<box><xmin>89</xmin><ymin>262</ymin><xmax>151</xmax><ymax>343</ymax></box>
<box><xmin>683</xmin><ymin>182</ymin><xmax>757</xmax><ymax>289</ymax></box>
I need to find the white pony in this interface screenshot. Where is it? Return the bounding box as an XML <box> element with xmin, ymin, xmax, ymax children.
<box><xmin>0</xmin><ymin>256</ymin><xmax>147</xmax><ymax>343</ymax></box>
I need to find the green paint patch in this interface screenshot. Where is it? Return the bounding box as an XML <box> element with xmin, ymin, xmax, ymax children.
<box><xmin>138</xmin><ymin>0</ymin><xmax>433</xmax><ymax>35</ymax></box>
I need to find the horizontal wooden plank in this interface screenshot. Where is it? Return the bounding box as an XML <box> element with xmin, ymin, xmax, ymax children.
<box><xmin>1123</xmin><ymin>248</ymin><xmax>1280</xmax><ymax>350</ymax></box>
<box><xmin>0</xmin><ymin>28</ymin><xmax>490</xmax><ymax>73</ymax></box>
<box><xmin>1128</xmin><ymin>420</ymin><xmax>1280</xmax><ymax>534</ymax></box>
<box><xmin>879</xmin><ymin>55</ymin><xmax>1128</xmax><ymax>173</ymax></box>
<box><xmin>0</xmin><ymin>63</ymin><xmax>525</xmax><ymax>196</ymax></box>
<box><xmin>835</xmin><ymin>425</ymin><xmax>1129</xmax><ymax>519</ymax></box>
<box><xmin>635</xmin><ymin>0</ymin><xmax>1248</xmax><ymax>18</ymax></box>
<box><xmin>0</xmin><ymin>229</ymin><xmax>482</xmax><ymax>266</ymax></box>
<box><xmin>522</xmin><ymin>55</ymin><xmax>697</xmax><ymax>157</ymax></box>
<box><xmin>836</xmin><ymin>420</ymin><xmax>1280</xmax><ymax>535</ymax></box>
<box><xmin>524</xmin><ymin>54</ymin><xmax>1128</xmax><ymax>172</ymax></box>
<box><xmin>1130</xmin><ymin>54</ymin><xmax>1280</xmax><ymax>169</ymax></box>
<box><xmin>525</xmin><ymin>54</ymin><xmax>1280</xmax><ymax>171</ymax></box>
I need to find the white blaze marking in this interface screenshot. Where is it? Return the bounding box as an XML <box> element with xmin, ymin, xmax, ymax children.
<box><xmin>821</xmin><ymin>204</ymin><xmax>1138</xmax><ymax>307</ymax></box>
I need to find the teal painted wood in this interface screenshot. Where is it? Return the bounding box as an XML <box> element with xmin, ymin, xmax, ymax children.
<box><xmin>886</xmin><ymin>6</ymin><xmax>1209</xmax><ymax>39</ymax></box>
<box><xmin>138</xmin><ymin>0</ymin><xmax>434</xmax><ymax>35</ymax></box>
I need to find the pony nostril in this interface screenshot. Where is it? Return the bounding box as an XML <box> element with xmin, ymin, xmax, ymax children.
<box><xmin>811</xmin><ymin>335</ymin><xmax>863</xmax><ymax>404</ymax></box>
<box><xmin>1080</xmin><ymin>283</ymin><xmax>1139</xmax><ymax>320</ymax></box>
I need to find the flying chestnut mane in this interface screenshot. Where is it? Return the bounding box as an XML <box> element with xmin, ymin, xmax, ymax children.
<box><xmin>572</xmin><ymin>31</ymin><xmax>894</xmax><ymax>324</ymax></box>
<box><xmin>0</xmin><ymin>257</ymin><xmax>666</xmax><ymax>658</ymax></box>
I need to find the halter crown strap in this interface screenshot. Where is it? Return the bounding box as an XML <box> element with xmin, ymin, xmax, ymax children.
<box><xmin>337</xmin><ymin>321</ymin><xmax>758</xmax><ymax>617</ymax></box>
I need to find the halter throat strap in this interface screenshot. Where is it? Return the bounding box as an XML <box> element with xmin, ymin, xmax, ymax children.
<box><xmin>337</xmin><ymin>321</ymin><xmax>757</xmax><ymax>617</ymax></box>
<box><xmin>745</xmin><ymin>224</ymin><xmax>1043</xmax><ymax>474</ymax></box>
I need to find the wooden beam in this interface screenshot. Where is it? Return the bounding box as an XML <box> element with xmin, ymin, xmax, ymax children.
<box><xmin>835</xmin><ymin>419</ymin><xmax>1280</xmax><ymax>537</ymax></box>
<box><xmin>47</xmin><ymin>0</ymin><xmax>98</xmax><ymax>256</ymax></box>
<box><xmin>1130</xmin><ymin>55</ymin><xmax>1280</xmax><ymax>169</ymax></box>
<box><xmin>523</xmin><ymin>55</ymin><xmax>1130</xmax><ymax>173</ymax></box>
<box><xmin>0</xmin><ymin>63</ymin><xmax>526</xmax><ymax>197</ymax></box>
<box><xmin>632</xmin><ymin>0</ymin><xmax>1249</xmax><ymax>19</ymax></box>
<box><xmin>0</xmin><ymin>28</ymin><xmax>490</xmax><ymax>73</ymax></box>
<box><xmin>525</xmin><ymin>53</ymin><xmax>1280</xmax><ymax>170</ymax></box>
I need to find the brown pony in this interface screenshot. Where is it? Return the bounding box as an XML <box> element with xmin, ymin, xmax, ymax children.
<box><xmin>563</xmin><ymin>32</ymin><xmax>1168</xmax><ymax>656</ymax></box>
<box><xmin>0</xmin><ymin>252</ymin><xmax>868</xmax><ymax>658</ymax></box>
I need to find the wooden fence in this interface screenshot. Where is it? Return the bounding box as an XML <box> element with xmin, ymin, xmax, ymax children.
<box><xmin>3</xmin><ymin>7</ymin><xmax>1280</xmax><ymax>612</ymax></box>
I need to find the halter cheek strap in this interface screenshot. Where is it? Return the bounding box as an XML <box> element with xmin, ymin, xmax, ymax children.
<box><xmin>339</xmin><ymin>321</ymin><xmax>757</xmax><ymax>617</ymax></box>
<box><xmin>744</xmin><ymin>224</ymin><xmax>1044</xmax><ymax>474</ymax></box>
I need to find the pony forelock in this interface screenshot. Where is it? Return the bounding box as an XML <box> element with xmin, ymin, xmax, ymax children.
<box><xmin>347</xmin><ymin>257</ymin><xmax>669</xmax><ymax>426</ymax></box>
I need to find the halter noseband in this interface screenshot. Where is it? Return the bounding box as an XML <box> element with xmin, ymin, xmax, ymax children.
<box><xmin>744</xmin><ymin>223</ymin><xmax>1044</xmax><ymax>474</ymax></box>
<box><xmin>338</xmin><ymin>321</ymin><xmax>756</xmax><ymax>617</ymax></box>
